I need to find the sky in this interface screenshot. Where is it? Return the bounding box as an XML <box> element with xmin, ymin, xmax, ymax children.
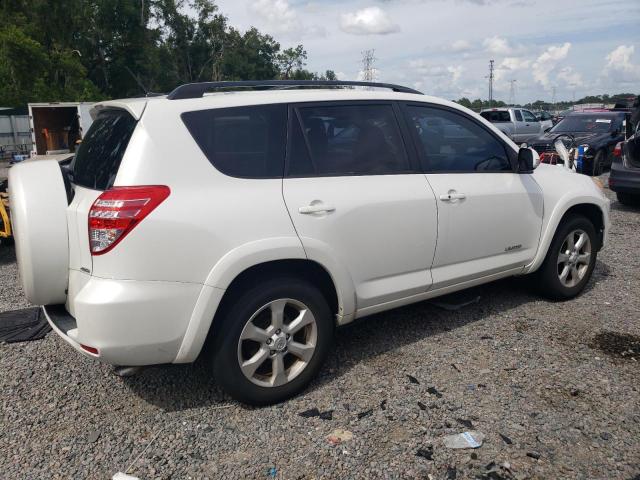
<box><xmin>204</xmin><ymin>0</ymin><xmax>640</xmax><ymax>104</ymax></box>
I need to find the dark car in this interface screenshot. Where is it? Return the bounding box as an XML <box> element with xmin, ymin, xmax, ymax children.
<box><xmin>609</xmin><ymin>122</ymin><xmax>640</xmax><ymax>206</ymax></box>
<box><xmin>529</xmin><ymin>112</ymin><xmax>628</xmax><ymax>176</ymax></box>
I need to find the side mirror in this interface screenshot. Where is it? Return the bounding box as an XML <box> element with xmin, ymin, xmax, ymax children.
<box><xmin>518</xmin><ymin>147</ymin><xmax>540</xmax><ymax>172</ymax></box>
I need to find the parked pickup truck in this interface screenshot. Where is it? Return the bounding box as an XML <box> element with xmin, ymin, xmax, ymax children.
<box><xmin>480</xmin><ymin>107</ymin><xmax>550</xmax><ymax>144</ymax></box>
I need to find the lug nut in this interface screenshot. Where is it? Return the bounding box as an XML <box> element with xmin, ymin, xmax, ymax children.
<box><xmin>266</xmin><ymin>338</ymin><xmax>272</xmax><ymax>345</ymax></box>
<box><xmin>270</xmin><ymin>350</ymin><xmax>276</xmax><ymax>356</ymax></box>
<box><xmin>275</xmin><ymin>329</ymin><xmax>281</xmax><ymax>334</ymax></box>
<box><xmin>286</xmin><ymin>334</ymin><xmax>290</xmax><ymax>340</ymax></box>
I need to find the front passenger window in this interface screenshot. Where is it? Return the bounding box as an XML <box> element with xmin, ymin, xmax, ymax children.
<box><xmin>406</xmin><ymin>105</ymin><xmax>512</xmax><ymax>172</ymax></box>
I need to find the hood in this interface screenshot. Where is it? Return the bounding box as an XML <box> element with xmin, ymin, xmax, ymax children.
<box><xmin>531</xmin><ymin>131</ymin><xmax>608</xmax><ymax>146</ymax></box>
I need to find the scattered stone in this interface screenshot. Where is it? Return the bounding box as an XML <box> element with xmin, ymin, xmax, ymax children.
<box><xmin>526</xmin><ymin>451</ymin><xmax>541</xmax><ymax>460</ymax></box>
<box><xmin>499</xmin><ymin>433</ymin><xmax>513</xmax><ymax>445</ymax></box>
<box><xmin>415</xmin><ymin>446</ymin><xmax>434</xmax><ymax>460</ymax></box>
<box><xmin>443</xmin><ymin>431</ymin><xmax>485</xmax><ymax>449</ymax></box>
<box><xmin>427</xmin><ymin>386</ymin><xmax>443</xmax><ymax>398</ymax></box>
<box><xmin>417</xmin><ymin>401</ymin><xmax>427</xmax><ymax>411</ymax></box>
<box><xmin>357</xmin><ymin>409</ymin><xmax>373</xmax><ymax>420</ymax></box>
<box><xmin>456</xmin><ymin>418</ymin><xmax>474</xmax><ymax>429</ymax></box>
<box><xmin>407</xmin><ymin>375</ymin><xmax>420</xmax><ymax>384</ymax></box>
<box><xmin>87</xmin><ymin>431</ymin><xmax>101</xmax><ymax>443</ymax></box>
<box><xmin>327</xmin><ymin>429</ymin><xmax>353</xmax><ymax>446</ymax></box>
<box><xmin>298</xmin><ymin>408</ymin><xmax>320</xmax><ymax>418</ymax></box>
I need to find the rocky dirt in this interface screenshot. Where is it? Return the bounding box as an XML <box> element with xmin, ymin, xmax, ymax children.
<box><xmin>1</xmin><ymin>176</ymin><xmax>639</xmax><ymax>479</ymax></box>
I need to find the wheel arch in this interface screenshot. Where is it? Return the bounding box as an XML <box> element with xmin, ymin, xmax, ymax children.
<box><xmin>525</xmin><ymin>199</ymin><xmax>607</xmax><ymax>274</ymax></box>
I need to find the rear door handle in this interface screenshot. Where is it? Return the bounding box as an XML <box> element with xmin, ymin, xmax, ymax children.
<box><xmin>439</xmin><ymin>193</ymin><xmax>466</xmax><ymax>201</ymax></box>
<box><xmin>299</xmin><ymin>203</ymin><xmax>336</xmax><ymax>214</ymax></box>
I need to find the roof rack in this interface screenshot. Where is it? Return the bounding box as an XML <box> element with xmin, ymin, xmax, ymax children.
<box><xmin>166</xmin><ymin>80</ymin><xmax>422</xmax><ymax>100</ymax></box>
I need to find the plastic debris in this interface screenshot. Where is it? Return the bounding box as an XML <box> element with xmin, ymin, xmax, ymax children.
<box><xmin>431</xmin><ymin>295</ymin><xmax>481</xmax><ymax>311</ymax></box>
<box><xmin>526</xmin><ymin>451</ymin><xmax>541</xmax><ymax>460</ymax></box>
<box><xmin>87</xmin><ymin>430</ymin><xmax>101</xmax><ymax>443</ymax></box>
<box><xmin>415</xmin><ymin>446</ymin><xmax>433</xmax><ymax>460</ymax></box>
<box><xmin>427</xmin><ymin>386</ymin><xmax>443</xmax><ymax>398</ymax></box>
<box><xmin>443</xmin><ymin>431</ymin><xmax>485</xmax><ymax>449</ymax></box>
<box><xmin>456</xmin><ymin>418</ymin><xmax>474</xmax><ymax>429</ymax></box>
<box><xmin>327</xmin><ymin>429</ymin><xmax>353</xmax><ymax>445</ymax></box>
<box><xmin>451</xmin><ymin>363</ymin><xmax>462</xmax><ymax>372</ymax></box>
<box><xmin>319</xmin><ymin>410</ymin><xmax>333</xmax><ymax>420</ymax></box>
<box><xmin>299</xmin><ymin>408</ymin><xmax>320</xmax><ymax>418</ymax></box>
<box><xmin>417</xmin><ymin>401</ymin><xmax>427</xmax><ymax>411</ymax></box>
<box><xmin>268</xmin><ymin>467</ymin><xmax>277</xmax><ymax>478</ymax></box>
<box><xmin>407</xmin><ymin>374</ymin><xmax>420</xmax><ymax>384</ymax></box>
<box><xmin>499</xmin><ymin>433</ymin><xmax>513</xmax><ymax>445</ymax></box>
<box><xmin>112</xmin><ymin>474</ymin><xmax>140</xmax><ymax>480</ymax></box>
<box><xmin>480</xmin><ymin>335</ymin><xmax>493</xmax><ymax>340</ymax></box>
<box><xmin>357</xmin><ymin>409</ymin><xmax>373</xmax><ymax>419</ymax></box>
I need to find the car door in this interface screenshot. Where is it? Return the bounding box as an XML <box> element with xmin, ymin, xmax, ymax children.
<box><xmin>282</xmin><ymin>102</ymin><xmax>438</xmax><ymax>310</ymax></box>
<box><xmin>402</xmin><ymin>103</ymin><xmax>544</xmax><ymax>289</ymax></box>
<box><xmin>511</xmin><ymin>109</ymin><xmax>526</xmax><ymax>143</ymax></box>
<box><xmin>521</xmin><ymin>110</ymin><xmax>541</xmax><ymax>140</ymax></box>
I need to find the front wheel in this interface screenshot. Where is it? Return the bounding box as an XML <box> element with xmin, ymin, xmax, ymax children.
<box><xmin>211</xmin><ymin>277</ymin><xmax>334</xmax><ymax>405</ymax></box>
<box><xmin>533</xmin><ymin>215</ymin><xmax>597</xmax><ymax>300</ymax></box>
<box><xmin>591</xmin><ymin>150</ymin><xmax>605</xmax><ymax>176</ymax></box>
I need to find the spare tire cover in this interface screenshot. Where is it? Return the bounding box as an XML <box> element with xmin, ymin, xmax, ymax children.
<box><xmin>9</xmin><ymin>160</ymin><xmax>69</xmax><ymax>305</ymax></box>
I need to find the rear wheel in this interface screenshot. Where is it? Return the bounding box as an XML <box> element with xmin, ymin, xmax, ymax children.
<box><xmin>616</xmin><ymin>192</ymin><xmax>640</xmax><ymax>206</ymax></box>
<box><xmin>211</xmin><ymin>277</ymin><xmax>334</xmax><ymax>405</ymax></box>
<box><xmin>534</xmin><ymin>215</ymin><xmax>597</xmax><ymax>300</ymax></box>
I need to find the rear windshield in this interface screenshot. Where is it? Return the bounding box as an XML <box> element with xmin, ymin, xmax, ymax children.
<box><xmin>550</xmin><ymin>115</ymin><xmax>620</xmax><ymax>134</ymax></box>
<box><xmin>70</xmin><ymin>109</ymin><xmax>137</xmax><ymax>190</ymax></box>
<box><xmin>480</xmin><ymin>111</ymin><xmax>510</xmax><ymax>122</ymax></box>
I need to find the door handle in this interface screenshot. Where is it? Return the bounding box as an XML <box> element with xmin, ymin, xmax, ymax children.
<box><xmin>299</xmin><ymin>203</ymin><xmax>336</xmax><ymax>214</ymax></box>
<box><xmin>439</xmin><ymin>193</ymin><xmax>466</xmax><ymax>201</ymax></box>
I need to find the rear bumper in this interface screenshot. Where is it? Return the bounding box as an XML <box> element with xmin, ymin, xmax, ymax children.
<box><xmin>46</xmin><ymin>272</ymin><xmax>203</xmax><ymax>366</ymax></box>
<box><xmin>609</xmin><ymin>161</ymin><xmax>640</xmax><ymax>194</ymax></box>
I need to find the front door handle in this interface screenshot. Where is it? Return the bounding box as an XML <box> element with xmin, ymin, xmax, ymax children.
<box><xmin>439</xmin><ymin>192</ymin><xmax>466</xmax><ymax>201</ymax></box>
<box><xmin>299</xmin><ymin>203</ymin><xmax>336</xmax><ymax>214</ymax></box>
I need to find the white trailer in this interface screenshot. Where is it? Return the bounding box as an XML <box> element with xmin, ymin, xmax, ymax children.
<box><xmin>28</xmin><ymin>102</ymin><xmax>94</xmax><ymax>159</ymax></box>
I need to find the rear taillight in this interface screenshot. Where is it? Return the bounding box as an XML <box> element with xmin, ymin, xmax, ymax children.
<box><xmin>613</xmin><ymin>142</ymin><xmax>623</xmax><ymax>158</ymax></box>
<box><xmin>89</xmin><ymin>186</ymin><xmax>170</xmax><ymax>255</ymax></box>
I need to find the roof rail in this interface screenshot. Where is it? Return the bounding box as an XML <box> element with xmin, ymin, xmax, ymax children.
<box><xmin>166</xmin><ymin>80</ymin><xmax>423</xmax><ymax>100</ymax></box>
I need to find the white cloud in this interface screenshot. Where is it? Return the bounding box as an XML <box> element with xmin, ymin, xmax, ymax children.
<box><xmin>249</xmin><ymin>0</ymin><xmax>325</xmax><ymax>37</ymax></box>
<box><xmin>449</xmin><ymin>40</ymin><xmax>472</xmax><ymax>53</ymax></box>
<box><xmin>557</xmin><ymin>66</ymin><xmax>583</xmax><ymax>87</ymax></box>
<box><xmin>483</xmin><ymin>36</ymin><xmax>511</xmax><ymax>55</ymax></box>
<box><xmin>339</xmin><ymin>7</ymin><xmax>400</xmax><ymax>35</ymax></box>
<box><xmin>532</xmin><ymin>42</ymin><xmax>571</xmax><ymax>88</ymax></box>
<box><xmin>605</xmin><ymin>45</ymin><xmax>640</xmax><ymax>80</ymax></box>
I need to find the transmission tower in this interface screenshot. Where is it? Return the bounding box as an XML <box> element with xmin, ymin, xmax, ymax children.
<box><xmin>488</xmin><ymin>60</ymin><xmax>495</xmax><ymax>107</ymax></box>
<box><xmin>551</xmin><ymin>86</ymin><xmax>557</xmax><ymax>110</ymax></box>
<box><xmin>361</xmin><ymin>49</ymin><xmax>377</xmax><ymax>82</ymax></box>
<box><xmin>508</xmin><ymin>79</ymin><xmax>517</xmax><ymax>106</ymax></box>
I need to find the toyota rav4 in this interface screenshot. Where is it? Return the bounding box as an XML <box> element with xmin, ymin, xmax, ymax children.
<box><xmin>9</xmin><ymin>80</ymin><xmax>610</xmax><ymax>405</ymax></box>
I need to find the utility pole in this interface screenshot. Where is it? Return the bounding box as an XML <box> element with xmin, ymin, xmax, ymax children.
<box><xmin>570</xmin><ymin>83</ymin><xmax>577</xmax><ymax>103</ymax></box>
<box><xmin>551</xmin><ymin>86</ymin><xmax>557</xmax><ymax>111</ymax></box>
<box><xmin>488</xmin><ymin>60</ymin><xmax>495</xmax><ymax>107</ymax></box>
<box><xmin>140</xmin><ymin>0</ymin><xmax>144</xmax><ymax>26</ymax></box>
<box><xmin>361</xmin><ymin>49</ymin><xmax>376</xmax><ymax>82</ymax></box>
<box><xmin>508</xmin><ymin>79</ymin><xmax>517</xmax><ymax>106</ymax></box>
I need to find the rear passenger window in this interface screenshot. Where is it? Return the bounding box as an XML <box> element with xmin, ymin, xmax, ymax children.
<box><xmin>514</xmin><ymin>110</ymin><xmax>523</xmax><ymax>121</ymax></box>
<box><xmin>406</xmin><ymin>106</ymin><xmax>512</xmax><ymax>172</ymax></box>
<box><xmin>182</xmin><ymin>104</ymin><xmax>286</xmax><ymax>178</ymax></box>
<box><xmin>287</xmin><ymin>104</ymin><xmax>410</xmax><ymax>176</ymax></box>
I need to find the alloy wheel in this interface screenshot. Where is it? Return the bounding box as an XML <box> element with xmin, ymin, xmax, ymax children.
<box><xmin>237</xmin><ymin>298</ymin><xmax>317</xmax><ymax>387</ymax></box>
<box><xmin>557</xmin><ymin>229</ymin><xmax>591</xmax><ymax>288</ymax></box>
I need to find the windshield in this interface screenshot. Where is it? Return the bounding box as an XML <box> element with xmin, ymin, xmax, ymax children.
<box><xmin>550</xmin><ymin>115</ymin><xmax>617</xmax><ymax>133</ymax></box>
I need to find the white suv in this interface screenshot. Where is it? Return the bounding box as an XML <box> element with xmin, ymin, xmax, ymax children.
<box><xmin>9</xmin><ymin>81</ymin><xmax>610</xmax><ymax>405</ymax></box>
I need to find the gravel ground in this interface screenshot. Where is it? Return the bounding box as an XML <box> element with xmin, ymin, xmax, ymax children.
<box><xmin>1</xmin><ymin>174</ymin><xmax>639</xmax><ymax>480</ymax></box>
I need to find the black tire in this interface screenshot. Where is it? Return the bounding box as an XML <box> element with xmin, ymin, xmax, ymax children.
<box><xmin>616</xmin><ymin>192</ymin><xmax>640</xmax><ymax>206</ymax></box>
<box><xmin>211</xmin><ymin>277</ymin><xmax>334</xmax><ymax>406</ymax></box>
<box><xmin>533</xmin><ymin>214</ymin><xmax>598</xmax><ymax>300</ymax></box>
<box><xmin>591</xmin><ymin>150</ymin><xmax>605</xmax><ymax>176</ymax></box>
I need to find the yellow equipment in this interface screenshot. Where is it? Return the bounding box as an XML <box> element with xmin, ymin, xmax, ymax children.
<box><xmin>0</xmin><ymin>187</ymin><xmax>11</xmax><ymax>241</ymax></box>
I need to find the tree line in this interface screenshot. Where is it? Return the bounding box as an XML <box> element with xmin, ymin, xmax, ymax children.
<box><xmin>455</xmin><ymin>92</ymin><xmax>637</xmax><ymax>112</ymax></box>
<box><xmin>0</xmin><ymin>0</ymin><xmax>336</xmax><ymax>107</ymax></box>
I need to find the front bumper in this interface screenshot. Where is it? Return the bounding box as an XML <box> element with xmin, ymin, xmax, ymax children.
<box><xmin>609</xmin><ymin>161</ymin><xmax>640</xmax><ymax>194</ymax></box>
<box><xmin>44</xmin><ymin>271</ymin><xmax>203</xmax><ymax>366</ymax></box>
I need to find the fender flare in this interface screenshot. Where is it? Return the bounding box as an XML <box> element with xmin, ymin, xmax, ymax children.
<box><xmin>524</xmin><ymin>195</ymin><xmax>608</xmax><ymax>274</ymax></box>
<box><xmin>173</xmin><ymin>236</ymin><xmax>357</xmax><ymax>363</ymax></box>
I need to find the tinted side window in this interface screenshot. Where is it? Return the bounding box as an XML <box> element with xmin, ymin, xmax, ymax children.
<box><xmin>182</xmin><ymin>104</ymin><xmax>286</xmax><ymax>178</ymax></box>
<box><xmin>522</xmin><ymin>110</ymin><xmax>537</xmax><ymax>122</ymax></box>
<box><xmin>71</xmin><ymin>110</ymin><xmax>137</xmax><ymax>190</ymax></box>
<box><xmin>480</xmin><ymin>111</ymin><xmax>510</xmax><ymax>122</ymax></box>
<box><xmin>514</xmin><ymin>110</ymin><xmax>523</xmax><ymax>121</ymax></box>
<box><xmin>288</xmin><ymin>104</ymin><xmax>410</xmax><ymax>176</ymax></box>
<box><xmin>406</xmin><ymin>106</ymin><xmax>512</xmax><ymax>172</ymax></box>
